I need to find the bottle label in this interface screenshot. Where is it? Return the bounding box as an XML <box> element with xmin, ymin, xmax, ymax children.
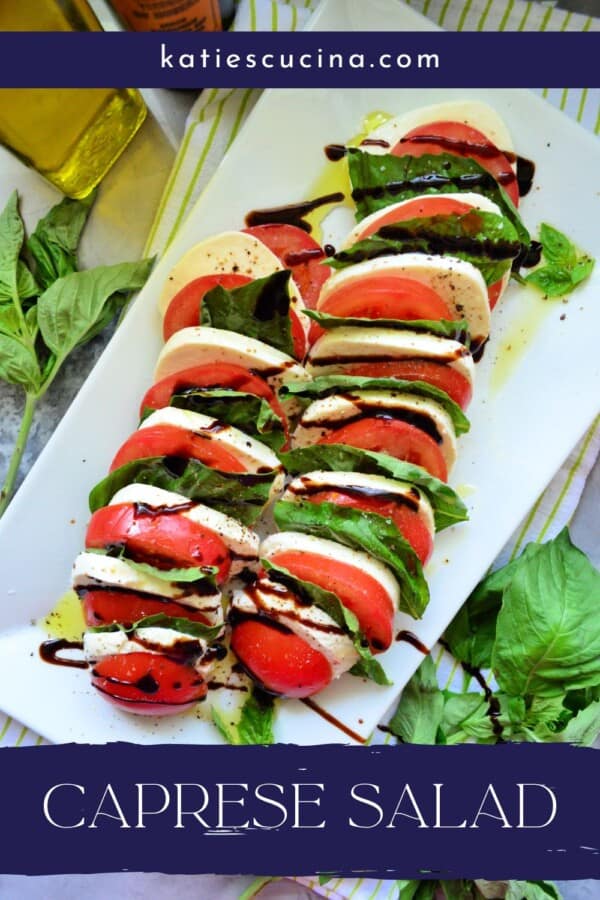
<box><xmin>110</xmin><ymin>0</ymin><xmax>223</xmax><ymax>32</ymax></box>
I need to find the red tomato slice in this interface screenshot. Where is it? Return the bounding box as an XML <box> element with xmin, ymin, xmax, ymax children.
<box><xmin>230</xmin><ymin>618</ymin><xmax>332</xmax><ymax>698</ymax></box>
<box><xmin>392</xmin><ymin>120</ymin><xmax>519</xmax><ymax>207</ymax></box>
<box><xmin>356</xmin><ymin>196</ymin><xmax>473</xmax><ymax>240</ymax></box>
<box><xmin>488</xmin><ymin>279</ymin><xmax>503</xmax><ymax>310</ymax></box>
<box><xmin>91</xmin><ymin>652</ymin><xmax>207</xmax><ymax>716</ymax></box>
<box><xmin>110</xmin><ymin>424</ymin><xmax>246</xmax><ymax>474</ymax></box>
<box><xmin>244</xmin><ymin>223</ymin><xmax>331</xmax><ymax>310</ymax></box>
<box><xmin>268</xmin><ymin>549</ymin><xmax>394</xmax><ymax>652</ymax></box>
<box><xmin>318</xmin><ymin>418</ymin><xmax>448</xmax><ymax>481</ymax></box>
<box><xmin>86</xmin><ymin>503</ymin><xmax>231</xmax><ymax>582</ymax></box>
<box><xmin>345</xmin><ymin>360</ymin><xmax>472</xmax><ymax>410</ymax></box>
<box><xmin>140</xmin><ymin>363</ymin><xmax>288</xmax><ymax>434</ymax></box>
<box><xmin>304</xmin><ymin>490</ymin><xmax>433</xmax><ymax>566</ymax></box>
<box><xmin>163</xmin><ymin>273</ymin><xmax>251</xmax><ymax>342</ymax></box>
<box><xmin>81</xmin><ymin>588</ymin><xmax>215</xmax><ymax>628</ymax></box>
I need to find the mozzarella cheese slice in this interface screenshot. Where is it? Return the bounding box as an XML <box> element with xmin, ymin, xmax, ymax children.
<box><xmin>361</xmin><ymin>100</ymin><xmax>514</xmax><ymax>160</ymax></box>
<box><xmin>109</xmin><ymin>484</ymin><xmax>260</xmax><ymax>575</ymax></box>
<box><xmin>158</xmin><ymin>231</ymin><xmax>306</xmax><ymax>325</ymax></box>
<box><xmin>231</xmin><ymin>578</ymin><xmax>358</xmax><ymax>679</ymax></box>
<box><xmin>72</xmin><ymin>551</ymin><xmax>224</xmax><ymax>623</ymax></box>
<box><xmin>261</xmin><ymin>531</ymin><xmax>398</xmax><ymax>615</ymax></box>
<box><xmin>83</xmin><ymin>627</ymin><xmax>214</xmax><ymax>679</ymax></box>
<box><xmin>155</xmin><ymin>326</ymin><xmax>310</xmax><ymax>413</ymax></box>
<box><xmin>306</xmin><ymin>326</ymin><xmax>474</xmax><ymax>386</ymax></box>
<box><xmin>292</xmin><ymin>390</ymin><xmax>457</xmax><ymax>470</ymax></box>
<box><xmin>317</xmin><ymin>252</ymin><xmax>490</xmax><ymax>343</ymax></box>
<box><xmin>282</xmin><ymin>470</ymin><xmax>435</xmax><ymax>538</ymax></box>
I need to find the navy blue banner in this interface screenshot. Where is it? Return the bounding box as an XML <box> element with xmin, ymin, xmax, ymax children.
<box><xmin>0</xmin><ymin>742</ymin><xmax>598</xmax><ymax>877</ymax></box>
<box><xmin>0</xmin><ymin>32</ymin><xmax>597</xmax><ymax>87</ymax></box>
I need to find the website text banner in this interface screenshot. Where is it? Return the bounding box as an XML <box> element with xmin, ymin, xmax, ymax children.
<box><xmin>0</xmin><ymin>33</ymin><xmax>597</xmax><ymax>88</ymax></box>
<box><xmin>0</xmin><ymin>742</ymin><xmax>597</xmax><ymax>877</ymax></box>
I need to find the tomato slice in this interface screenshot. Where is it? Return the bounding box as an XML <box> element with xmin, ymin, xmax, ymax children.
<box><xmin>304</xmin><ymin>490</ymin><xmax>433</xmax><ymax>566</ymax></box>
<box><xmin>140</xmin><ymin>363</ymin><xmax>288</xmax><ymax>433</ymax></box>
<box><xmin>81</xmin><ymin>588</ymin><xmax>215</xmax><ymax>628</ymax></box>
<box><xmin>86</xmin><ymin>503</ymin><xmax>231</xmax><ymax>582</ymax></box>
<box><xmin>163</xmin><ymin>273</ymin><xmax>251</xmax><ymax>342</ymax></box>
<box><xmin>110</xmin><ymin>424</ymin><xmax>247</xmax><ymax>474</ymax></box>
<box><xmin>488</xmin><ymin>279</ymin><xmax>503</xmax><ymax>310</ymax></box>
<box><xmin>91</xmin><ymin>652</ymin><xmax>207</xmax><ymax>716</ymax></box>
<box><xmin>230</xmin><ymin>618</ymin><xmax>332</xmax><ymax>698</ymax></box>
<box><xmin>392</xmin><ymin>120</ymin><xmax>519</xmax><ymax>208</ymax></box>
<box><xmin>318</xmin><ymin>418</ymin><xmax>448</xmax><ymax>481</ymax></box>
<box><xmin>345</xmin><ymin>360</ymin><xmax>472</xmax><ymax>410</ymax></box>
<box><xmin>268</xmin><ymin>549</ymin><xmax>394</xmax><ymax>652</ymax></box>
<box><xmin>244</xmin><ymin>223</ymin><xmax>331</xmax><ymax>310</ymax></box>
<box><xmin>356</xmin><ymin>196</ymin><xmax>473</xmax><ymax>240</ymax></box>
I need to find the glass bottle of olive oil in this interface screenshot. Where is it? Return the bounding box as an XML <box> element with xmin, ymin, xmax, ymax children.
<box><xmin>0</xmin><ymin>1</ymin><xmax>147</xmax><ymax>198</ymax></box>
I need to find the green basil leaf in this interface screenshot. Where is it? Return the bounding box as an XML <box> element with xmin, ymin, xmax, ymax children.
<box><xmin>524</xmin><ymin>265</ymin><xmax>574</xmax><ymax>298</ymax></box>
<box><xmin>539</xmin><ymin>223</ymin><xmax>577</xmax><ymax>267</ymax></box>
<box><xmin>332</xmin><ymin>210</ymin><xmax>520</xmax><ymax>286</ymax></box>
<box><xmin>170</xmin><ymin>388</ymin><xmax>285</xmax><ymax>452</ymax></box>
<box><xmin>90</xmin><ymin>613</ymin><xmax>222</xmax><ymax>642</ymax></box>
<box><xmin>263</xmin><ymin>558</ymin><xmax>391</xmax><ymax>686</ymax></box>
<box><xmin>387</xmin><ymin>655</ymin><xmax>444</xmax><ymax>744</ymax></box>
<box><xmin>27</xmin><ymin>193</ymin><xmax>94</xmax><ymax>289</ymax></box>
<box><xmin>0</xmin><ymin>191</ymin><xmax>24</xmax><ymax>300</ymax></box>
<box><xmin>0</xmin><ymin>331</ymin><xmax>41</xmax><ymax>392</ymax></box>
<box><xmin>441</xmin><ymin>693</ymin><xmax>494</xmax><ymax>745</ymax></box>
<box><xmin>212</xmin><ymin>688</ymin><xmax>276</xmax><ymax>745</ymax></box>
<box><xmin>97</xmin><ymin>545</ymin><xmax>219</xmax><ymax>586</ymax></box>
<box><xmin>37</xmin><ymin>259</ymin><xmax>154</xmax><ymax>362</ymax></box>
<box><xmin>15</xmin><ymin>260</ymin><xmax>38</xmax><ymax>300</ymax></box>
<box><xmin>492</xmin><ymin>529</ymin><xmax>600</xmax><ymax>697</ymax></box>
<box><xmin>440</xmin><ymin>881</ymin><xmax>476</xmax><ymax>900</ymax></box>
<box><xmin>570</xmin><ymin>256</ymin><xmax>595</xmax><ymax>286</ymax></box>
<box><xmin>200</xmin><ymin>270</ymin><xmax>295</xmax><ymax>358</ymax></box>
<box><xmin>505</xmin><ymin>882</ymin><xmax>561</xmax><ymax>900</ymax></box>
<box><xmin>273</xmin><ymin>499</ymin><xmax>429</xmax><ymax>619</ymax></box>
<box><xmin>0</xmin><ymin>305</ymin><xmax>20</xmax><ymax>335</ymax></box>
<box><xmin>395</xmin><ymin>882</ymin><xmax>423</xmax><ymax>900</ymax></box>
<box><xmin>347</xmin><ymin>149</ymin><xmax>530</xmax><ymax>245</ymax></box>
<box><xmin>304</xmin><ymin>309</ymin><xmax>471</xmax><ymax>344</ymax></box>
<box><xmin>89</xmin><ymin>455</ymin><xmax>275</xmax><ymax>525</ymax></box>
<box><xmin>279</xmin><ymin>443</ymin><xmax>467</xmax><ymax>531</ymax></box>
<box><xmin>558</xmin><ymin>700</ymin><xmax>600</xmax><ymax>746</ymax></box>
<box><xmin>280</xmin><ymin>375</ymin><xmax>469</xmax><ymax>436</ymax></box>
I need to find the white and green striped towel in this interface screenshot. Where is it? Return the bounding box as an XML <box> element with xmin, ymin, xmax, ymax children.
<box><xmin>0</xmin><ymin>7</ymin><xmax>598</xmax><ymax>899</ymax></box>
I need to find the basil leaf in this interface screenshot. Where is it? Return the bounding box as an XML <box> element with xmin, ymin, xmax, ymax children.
<box><xmin>26</xmin><ymin>193</ymin><xmax>94</xmax><ymax>289</ymax></box>
<box><xmin>280</xmin><ymin>375</ymin><xmax>469</xmax><ymax>436</ymax></box>
<box><xmin>524</xmin><ymin>265</ymin><xmax>574</xmax><ymax>298</ymax></box>
<box><xmin>347</xmin><ymin>149</ymin><xmax>530</xmax><ymax>245</ymax></box>
<box><xmin>170</xmin><ymin>388</ymin><xmax>285</xmax><ymax>452</ymax></box>
<box><xmin>37</xmin><ymin>259</ymin><xmax>153</xmax><ymax>363</ymax></box>
<box><xmin>395</xmin><ymin>883</ymin><xmax>423</xmax><ymax>900</ymax></box>
<box><xmin>333</xmin><ymin>210</ymin><xmax>520</xmax><ymax>286</ymax></box>
<box><xmin>0</xmin><ymin>305</ymin><xmax>20</xmax><ymax>336</ymax></box>
<box><xmin>492</xmin><ymin>529</ymin><xmax>600</xmax><ymax>697</ymax></box>
<box><xmin>279</xmin><ymin>443</ymin><xmax>467</xmax><ymax>531</ymax></box>
<box><xmin>304</xmin><ymin>309</ymin><xmax>471</xmax><ymax>345</ymax></box>
<box><xmin>89</xmin><ymin>456</ymin><xmax>275</xmax><ymax>525</ymax></box>
<box><xmin>505</xmin><ymin>882</ymin><xmax>561</xmax><ymax>900</ymax></box>
<box><xmin>539</xmin><ymin>223</ymin><xmax>577</xmax><ymax>267</ymax></box>
<box><xmin>0</xmin><ymin>332</ymin><xmax>41</xmax><ymax>392</ymax></box>
<box><xmin>15</xmin><ymin>261</ymin><xmax>38</xmax><ymax>301</ymax></box>
<box><xmin>263</xmin><ymin>559</ymin><xmax>391</xmax><ymax>685</ymax></box>
<box><xmin>273</xmin><ymin>499</ymin><xmax>429</xmax><ymax>619</ymax></box>
<box><xmin>570</xmin><ymin>256</ymin><xmax>594</xmax><ymax>286</ymax></box>
<box><xmin>0</xmin><ymin>191</ymin><xmax>25</xmax><ymax>300</ymax></box>
<box><xmin>444</xmin><ymin>542</ymin><xmax>544</xmax><ymax>670</ymax></box>
<box><xmin>387</xmin><ymin>655</ymin><xmax>444</xmax><ymax>744</ymax></box>
<box><xmin>212</xmin><ymin>688</ymin><xmax>276</xmax><ymax>745</ymax></box>
<box><xmin>201</xmin><ymin>270</ymin><xmax>295</xmax><ymax>358</ymax></box>
<box><xmin>98</xmin><ymin>546</ymin><xmax>219</xmax><ymax>586</ymax></box>
<box><xmin>558</xmin><ymin>701</ymin><xmax>600</xmax><ymax>746</ymax></box>
<box><xmin>90</xmin><ymin>613</ymin><xmax>222</xmax><ymax>641</ymax></box>
<box><xmin>441</xmin><ymin>693</ymin><xmax>494</xmax><ymax>745</ymax></box>
<box><xmin>440</xmin><ymin>881</ymin><xmax>475</xmax><ymax>900</ymax></box>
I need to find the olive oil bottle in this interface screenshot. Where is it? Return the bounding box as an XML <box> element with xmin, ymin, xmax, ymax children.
<box><xmin>0</xmin><ymin>1</ymin><xmax>147</xmax><ymax>198</ymax></box>
<box><xmin>108</xmin><ymin>0</ymin><xmax>235</xmax><ymax>31</ymax></box>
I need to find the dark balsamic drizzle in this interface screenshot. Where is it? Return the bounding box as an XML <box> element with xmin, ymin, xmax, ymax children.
<box><xmin>440</xmin><ymin>640</ymin><xmax>504</xmax><ymax>739</ymax></box>
<box><xmin>284</xmin><ymin>247</ymin><xmax>326</xmax><ymax>266</ymax></box>
<box><xmin>324</xmin><ymin>143</ymin><xmax>347</xmax><ymax>162</ymax></box>
<box><xmin>514</xmin><ymin>240</ymin><xmax>542</xmax><ymax>271</ymax></box>
<box><xmin>287</xmin><ymin>476</ymin><xmax>421</xmax><ymax>512</ymax></box>
<box><xmin>39</xmin><ymin>639</ymin><xmax>88</xmax><ymax>670</ymax></box>
<box><xmin>516</xmin><ymin>156</ymin><xmax>536</xmax><ymax>197</ymax></box>
<box><xmin>245</xmin><ymin>192</ymin><xmax>345</xmax><ymax>234</ymax></box>
<box><xmin>304</xmin><ymin>404</ymin><xmax>443</xmax><ymax>446</ymax></box>
<box><xmin>395</xmin><ymin>630</ymin><xmax>429</xmax><ymax>655</ymax></box>
<box><xmin>360</xmin><ymin>138</ymin><xmax>391</xmax><ymax>149</ymax></box>
<box><xmin>301</xmin><ymin>697</ymin><xmax>367</xmax><ymax>744</ymax></box>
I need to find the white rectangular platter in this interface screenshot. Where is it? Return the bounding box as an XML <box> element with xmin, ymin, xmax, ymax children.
<box><xmin>0</xmin><ymin>2</ymin><xmax>599</xmax><ymax>745</ymax></box>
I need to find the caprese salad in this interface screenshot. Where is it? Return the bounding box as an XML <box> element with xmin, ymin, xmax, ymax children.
<box><xmin>44</xmin><ymin>99</ymin><xmax>538</xmax><ymax>731</ymax></box>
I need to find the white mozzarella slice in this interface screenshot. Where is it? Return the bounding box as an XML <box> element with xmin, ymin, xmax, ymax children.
<box><xmin>362</xmin><ymin>101</ymin><xmax>514</xmax><ymax>160</ymax></box>
<box><xmin>292</xmin><ymin>390</ymin><xmax>457</xmax><ymax>471</ymax></box>
<box><xmin>306</xmin><ymin>326</ymin><xmax>474</xmax><ymax>387</ymax></box>
<box><xmin>261</xmin><ymin>531</ymin><xmax>398</xmax><ymax>615</ymax></box>
<box><xmin>282</xmin><ymin>470</ymin><xmax>435</xmax><ymax>538</ymax></box>
<box><xmin>158</xmin><ymin>231</ymin><xmax>306</xmax><ymax>325</ymax></box>
<box><xmin>108</xmin><ymin>484</ymin><xmax>260</xmax><ymax>574</ymax></box>
<box><xmin>72</xmin><ymin>551</ymin><xmax>223</xmax><ymax>622</ymax></box>
<box><xmin>316</xmin><ymin>252</ymin><xmax>490</xmax><ymax>342</ymax></box>
<box><xmin>83</xmin><ymin>627</ymin><xmax>213</xmax><ymax>678</ymax></box>
<box><xmin>231</xmin><ymin>579</ymin><xmax>358</xmax><ymax>680</ymax></box>
<box><xmin>154</xmin><ymin>326</ymin><xmax>310</xmax><ymax>412</ymax></box>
